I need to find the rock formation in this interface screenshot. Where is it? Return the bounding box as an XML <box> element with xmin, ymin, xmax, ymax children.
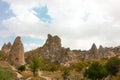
<box><xmin>85</xmin><ymin>43</ymin><xmax>99</xmax><ymax>59</ymax></box>
<box><xmin>90</xmin><ymin>43</ymin><xmax>98</xmax><ymax>54</ymax></box>
<box><xmin>1</xmin><ymin>42</ymin><xmax>12</xmax><ymax>55</ymax></box>
<box><xmin>8</xmin><ymin>36</ymin><xmax>25</xmax><ymax>66</ymax></box>
<box><xmin>43</xmin><ymin>34</ymin><xmax>61</xmax><ymax>50</ymax></box>
<box><xmin>39</xmin><ymin>34</ymin><xmax>69</xmax><ymax>63</ymax></box>
<box><xmin>99</xmin><ymin>45</ymin><xmax>105</xmax><ymax>58</ymax></box>
<box><xmin>25</xmin><ymin>34</ymin><xmax>79</xmax><ymax>65</ymax></box>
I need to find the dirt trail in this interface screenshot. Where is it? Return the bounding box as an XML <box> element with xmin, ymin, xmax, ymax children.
<box><xmin>38</xmin><ymin>71</ymin><xmax>51</xmax><ymax>80</ymax></box>
<box><xmin>10</xmin><ymin>65</ymin><xmax>23</xmax><ymax>79</ymax></box>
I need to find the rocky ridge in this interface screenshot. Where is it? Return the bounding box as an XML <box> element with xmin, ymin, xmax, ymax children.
<box><xmin>25</xmin><ymin>34</ymin><xmax>120</xmax><ymax>65</ymax></box>
<box><xmin>1</xmin><ymin>34</ymin><xmax>120</xmax><ymax>66</ymax></box>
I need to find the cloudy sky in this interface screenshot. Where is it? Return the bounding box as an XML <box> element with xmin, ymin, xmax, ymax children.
<box><xmin>0</xmin><ymin>0</ymin><xmax>120</xmax><ymax>51</ymax></box>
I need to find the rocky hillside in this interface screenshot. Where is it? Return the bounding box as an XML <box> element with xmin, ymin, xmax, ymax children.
<box><xmin>25</xmin><ymin>34</ymin><xmax>73</xmax><ymax>65</ymax></box>
<box><xmin>1</xmin><ymin>34</ymin><xmax>120</xmax><ymax>66</ymax></box>
<box><xmin>25</xmin><ymin>34</ymin><xmax>120</xmax><ymax>65</ymax></box>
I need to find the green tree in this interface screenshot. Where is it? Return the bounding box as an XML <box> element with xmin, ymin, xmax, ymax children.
<box><xmin>105</xmin><ymin>57</ymin><xmax>120</xmax><ymax>76</ymax></box>
<box><xmin>0</xmin><ymin>67</ymin><xmax>15</xmax><ymax>80</ymax></box>
<box><xmin>62</xmin><ymin>67</ymin><xmax>70</xmax><ymax>80</ymax></box>
<box><xmin>84</xmin><ymin>62</ymin><xmax>108</xmax><ymax>80</ymax></box>
<box><xmin>30</xmin><ymin>56</ymin><xmax>42</xmax><ymax>76</ymax></box>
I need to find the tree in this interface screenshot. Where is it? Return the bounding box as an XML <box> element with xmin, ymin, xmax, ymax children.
<box><xmin>84</xmin><ymin>62</ymin><xmax>108</xmax><ymax>80</ymax></box>
<box><xmin>30</xmin><ymin>56</ymin><xmax>42</xmax><ymax>76</ymax></box>
<box><xmin>62</xmin><ymin>67</ymin><xmax>70</xmax><ymax>80</ymax></box>
<box><xmin>105</xmin><ymin>57</ymin><xmax>120</xmax><ymax>76</ymax></box>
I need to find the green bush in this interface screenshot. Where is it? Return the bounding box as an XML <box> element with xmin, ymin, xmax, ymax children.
<box><xmin>84</xmin><ymin>61</ymin><xmax>108</xmax><ymax>80</ymax></box>
<box><xmin>0</xmin><ymin>67</ymin><xmax>15</xmax><ymax>80</ymax></box>
<box><xmin>105</xmin><ymin>57</ymin><xmax>120</xmax><ymax>76</ymax></box>
<box><xmin>73</xmin><ymin>62</ymin><xmax>86</xmax><ymax>72</ymax></box>
<box><xmin>62</xmin><ymin>67</ymin><xmax>70</xmax><ymax>80</ymax></box>
<box><xmin>18</xmin><ymin>65</ymin><xmax>26</xmax><ymax>72</ymax></box>
<box><xmin>41</xmin><ymin>65</ymin><xmax>59</xmax><ymax>72</ymax></box>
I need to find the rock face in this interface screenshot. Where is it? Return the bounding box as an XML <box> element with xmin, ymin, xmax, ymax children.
<box><xmin>42</xmin><ymin>34</ymin><xmax>61</xmax><ymax>54</ymax></box>
<box><xmin>1</xmin><ymin>42</ymin><xmax>12</xmax><ymax>55</ymax></box>
<box><xmin>8</xmin><ymin>36</ymin><xmax>25</xmax><ymax>66</ymax></box>
<box><xmin>39</xmin><ymin>34</ymin><xmax>69</xmax><ymax>63</ymax></box>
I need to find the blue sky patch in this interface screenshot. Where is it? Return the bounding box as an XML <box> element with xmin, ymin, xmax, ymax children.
<box><xmin>22</xmin><ymin>36</ymin><xmax>44</xmax><ymax>44</ymax></box>
<box><xmin>0</xmin><ymin>0</ymin><xmax>15</xmax><ymax>22</ymax></box>
<box><xmin>0</xmin><ymin>33</ymin><xmax>16</xmax><ymax>49</ymax></box>
<box><xmin>33</xmin><ymin>6</ymin><xmax>52</xmax><ymax>23</ymax></box>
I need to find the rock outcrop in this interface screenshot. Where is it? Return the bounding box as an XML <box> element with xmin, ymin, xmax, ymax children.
<box><xmin>90</xmin><ymin>43</ymin><xmax>98</xmax><ymax>54</ymax></box>
<box><xmin>43</xmin><ymin>34</ymin><xmax>61</xmax><ymax>50</ymax></box>
<box><xmin>85</xmin><ymin>43</ymin><xmax>99</xmax><ymax>59</ymax></box>
<box><xmin>39</xmin><ymin>34</ymin><xmax>69</xmax><ymax>63</ymax></box>
<box><xmin>26</xmin><ymin>34</ymin><xmax>80</xmax><ymax>65</ymax></box>
<box><xmin>1</xmin><ymin>42</ymin><xmax>12</xmax><ymax>55</ymax></box>
<box><xmin>8</xmin><ymin>36</ymin><xmax>25</xmax><ymax>66</ymax></box>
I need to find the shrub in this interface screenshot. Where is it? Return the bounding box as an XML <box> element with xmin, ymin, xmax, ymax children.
<box><xmin>18</xmin><ymin>65</ymin><xmax>26</xmax><ymax>72</ymax></box>
<box><xmin>62</xmin><ymin>67</ymin><xmax>70</xmax><ymax>80</ymax></box>
<box><xmin>84</xmin><ymin>61</ymin><xmax>108</xmax><ymax>80</ymax></box>
<box><xmin>105</xmin><ymin>57</ymin><xmax>120</xmax><ymax>76</ymax></box>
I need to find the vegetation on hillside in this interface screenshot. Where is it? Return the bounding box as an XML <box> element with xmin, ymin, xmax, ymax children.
<box><xmin>0</xmin><ymin>51</ymin><xmax>7</xmax><ymax>60</ymax></box>
<box><xmin>0</xmin><ymin>66</ymin><xmax>15</xmax><ymax>80</ymax></box>
<box><xmin>84</xmin><ymin>61</ymin><xmax>108</xmax><ymax>80</ymax></box>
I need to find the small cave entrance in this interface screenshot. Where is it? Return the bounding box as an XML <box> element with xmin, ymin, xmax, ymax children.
<box><xmin>15</xmin><ymin>58</ymin><xmax>19</xmax><ymax>62</ymax></box>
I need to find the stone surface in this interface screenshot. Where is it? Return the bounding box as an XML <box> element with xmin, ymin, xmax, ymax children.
<box><xmin>8</xmin><ymin>36</ymin><xmax>25</xmax><ymax>66</ymax></box>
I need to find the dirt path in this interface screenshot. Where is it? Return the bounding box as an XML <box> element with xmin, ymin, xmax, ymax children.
<box><xmin>26</xmin><ymin>77</ymin><xmax>32</xmax><ymax>80</ymax></box>
<box><xmin>38</xmin><ymin>71</ymin><xmax>51</xmax><ymax>80</ymax></box>
<box><xmin>10</xmin><ymin>65</ymin><xmax>23</xmax><ymax>79</ymax></box>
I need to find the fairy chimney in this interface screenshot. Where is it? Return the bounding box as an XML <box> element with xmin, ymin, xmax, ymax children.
<box><xmin>8</xmin><ymin>36</ymin><xmax>25</xmax><ymax>66</ymax></box>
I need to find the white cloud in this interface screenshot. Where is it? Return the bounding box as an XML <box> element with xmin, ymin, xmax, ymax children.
<box><xmin>1</xmin><ymin>0</ymin><xmax>120</xmax><ymax>50</ymax></box>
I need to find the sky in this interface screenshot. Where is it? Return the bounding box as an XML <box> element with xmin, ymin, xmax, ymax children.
<box><xmin>0</xmin><ymin>0</ymin><xmax>120</xmax><ymax>51</ymax></box>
